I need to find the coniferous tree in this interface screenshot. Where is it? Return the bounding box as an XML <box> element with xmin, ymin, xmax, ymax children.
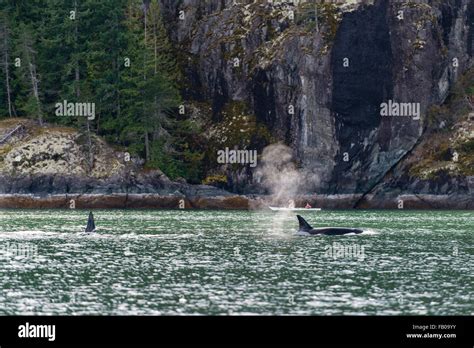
<box><xmin>121</xmin><ymin>0</ymin><xmax>181</xmax><ymax>167</ymax></box>
<box><xmin>0</xmin><ymin>0</ymin><xmax>203</xmax><ymax>182</ymax></box>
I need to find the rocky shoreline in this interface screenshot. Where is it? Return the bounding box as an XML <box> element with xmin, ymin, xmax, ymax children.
<box><xmin>0</xmin><ymin>193</ymin><xmax>471</xmax><ymax>210</ymax></box>
<box><xmin>0</xmin><ymin>120</ymin><xmax>472</xmax><ymax>211</ymax></box>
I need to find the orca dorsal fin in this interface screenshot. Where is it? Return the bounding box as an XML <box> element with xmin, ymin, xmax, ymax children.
<box><xmin>85</xmin><ymin>211</ymin><xmax>96</xmax><ymax>232</ymax></box>
<box><xmin>297</xmin><ymin>215</ymin><xmax>313</xmax><ymax>232</ymax></box>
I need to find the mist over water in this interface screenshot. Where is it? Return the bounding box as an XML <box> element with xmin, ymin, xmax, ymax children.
<box><xmin>257</xmin><ymin>144</ymin><xmax>304</xmax><ymax>205</ymax></box>
<box><xmin>0</xmin><ymin>209</ymin><xmax>472</xmax><ymax>315</ymax></box>
<box><xmin>256</xmin><ymin>144</ymin><xmax>312</xmax><ymax>235</ymax></box>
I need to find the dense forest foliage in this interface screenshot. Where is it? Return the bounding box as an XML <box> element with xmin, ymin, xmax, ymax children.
<box><xmin>0</xmin><ymin>0</ymin><xmax>203</xmax><ymax>182</ymax></box>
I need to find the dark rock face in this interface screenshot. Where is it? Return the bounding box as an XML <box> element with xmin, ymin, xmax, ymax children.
<box><xmin>330</xmin><ymin>0</ymin><xmax>393</xmax><ymax>193</ymax></box>
<box><xmin>158</xmin><ymin>0</ymin><xmax>473</xmax><ymax>198</ymax></box>
<box><xmin>0</xmin><ymin>171</ymin><xmax>232</xmax><ymax>200</ymax></box>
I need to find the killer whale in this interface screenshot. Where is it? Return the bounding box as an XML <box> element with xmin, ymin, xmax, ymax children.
<box><xmin>297</xmin><ymin>215</ymin><xmax>363</xmax><ymax>236</ymax></box>
<box><xmin>85</xmin><ymin>211</ymin><xmax>96</xmax><ymax>232</ymax></box>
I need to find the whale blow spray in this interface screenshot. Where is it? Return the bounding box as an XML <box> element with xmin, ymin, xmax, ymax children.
<box><xmin>256</xmin><ymin>143</ymin><xmax>305</xmax><ymax>235</ymax></box>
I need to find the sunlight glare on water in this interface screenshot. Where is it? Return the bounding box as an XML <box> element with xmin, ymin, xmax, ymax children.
<box><xmin>0</xmin><ymin>209</ymin><xmax>472</xmax><ymax>315</ymax></box>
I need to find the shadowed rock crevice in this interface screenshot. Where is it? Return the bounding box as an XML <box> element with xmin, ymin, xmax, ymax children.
<box><xmin>468</xmin><ymin>0</ymin><xmax>474</xmax><ymax>57</ymax></box>
<box><xmin>330</xmin><ymin>0</ymin><xmax>393</xmax><ymax>193</ymax></box>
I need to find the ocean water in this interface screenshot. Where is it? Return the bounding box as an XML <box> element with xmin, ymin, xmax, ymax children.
<box><xmin>0</xmin><ymin>209</ymin><xmax>472</xmax><ymax>315</ymax></box>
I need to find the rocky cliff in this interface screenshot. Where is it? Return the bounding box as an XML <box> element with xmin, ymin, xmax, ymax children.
<box><xmin>159</xmin><ymin>0</ymin><xmax>473</xmax><ymax>200</ymax></box>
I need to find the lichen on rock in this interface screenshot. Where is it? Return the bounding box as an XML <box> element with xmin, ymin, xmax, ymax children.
<box><xmin>0</xmin><ymin>119</ymin><xmax>125</xmax><ymax>179</ymax></box>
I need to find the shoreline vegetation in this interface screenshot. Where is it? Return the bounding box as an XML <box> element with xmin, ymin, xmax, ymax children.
<box><xmin>0</xmin><ymin>193</ymin><xmax>471</xmax><ymax>210</ymax></box>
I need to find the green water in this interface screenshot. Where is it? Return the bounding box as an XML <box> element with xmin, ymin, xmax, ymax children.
<box><xmin>0</xmin><ymin>209</ymin><xmax>472</xmax><ymax>315</ymax></box>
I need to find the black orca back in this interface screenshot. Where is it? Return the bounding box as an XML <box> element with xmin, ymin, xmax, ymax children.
<box><xmin>313</xmin><ymin>227</ymin><xmax>363</xmax><ymax>236</ymax></box>
<box><xmin>297</xmin><ymin>215</ymin><xmax>363</xmax><ymax>236</ymax></box>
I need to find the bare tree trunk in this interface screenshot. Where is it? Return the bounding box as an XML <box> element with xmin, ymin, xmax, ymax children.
<box><xmin>143</xmin><ymin>2</ymin><xmax>150</xmax><ymax>162</ymax></box>
<box><xmin>1</xmin><ymin>20</ymin><xmax>14</xmax><ymax>117</ymax></box>
<box><xmin>29</xmin><ymin>62</ymin><xmax>42</xmax><ymax>125</ymax></box>
<box><xmin>74</xmin><ymin>0</ymin><xmax>94</xmax><ymax>172</ymax></box>
<box><xmin>314</xmin><ymin>0</ymin><xmax>319</xmax><ymax>33</ymax></box>
<box><xmin>74</xmin><ymin>0</ymin><xmax>80</xmax><ymax>100</ymax></box>
<box><xmin>4</xmin><ymin>42</ymin><xmax>13</xmax><ymax>118</ymax></box>
<box><xmin>22</xmin><ymin>32</ymin><xmax>43</xmax><ymax>125</ymax></box>
<box><xmin>144</xmin><ymin>131</ymin><xmax>150</xmax><ymax>162</ymax></box>
<box><xmin>152</xmin><ymin>3</ymin><xmax>159</xmax><ymax>147</ymax></box>
<box><xmin>112</xmin><ymin>12</ymin><xmax>120</xmax><ymax>134</ymax></box>
<box><xmin>152</xmin><ymin>8</ymin><xmax>157</xmax><ymax>75</ymax></box>
<box><xmin>144</xmin><ymin>3</ymin><xmax>148</xmax><ymax>81</ymax></box>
